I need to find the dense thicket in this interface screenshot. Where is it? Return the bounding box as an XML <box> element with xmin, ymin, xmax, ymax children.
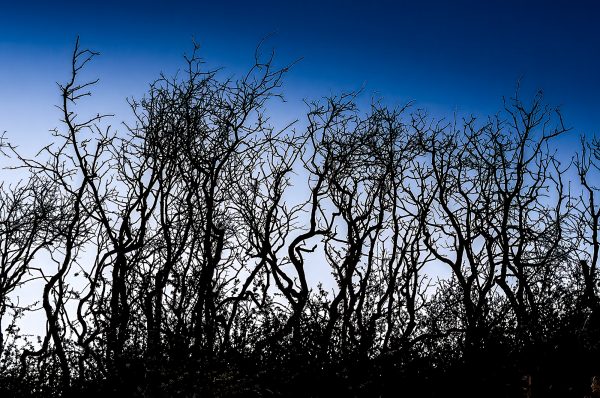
<box><xmin>1</xmin><ymin>41</ymin><xmax>599</xmax><ymax>397</ymax></box>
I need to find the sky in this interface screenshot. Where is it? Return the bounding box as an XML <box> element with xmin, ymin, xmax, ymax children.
<box><xmin>1</xmin><ymin>0</ymin><xmax>599</xmax><ymax>337</ymax></box>
<box><xmin>1</xmin><ymin>0</ymin><xmax>599</xmax><ymax>155</ymax></box>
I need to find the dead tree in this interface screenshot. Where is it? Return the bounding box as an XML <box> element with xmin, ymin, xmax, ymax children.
<box><xmin>419</xmin><ymin>91</ymin><xmax>568</xmax><ymax>364</ymax></box>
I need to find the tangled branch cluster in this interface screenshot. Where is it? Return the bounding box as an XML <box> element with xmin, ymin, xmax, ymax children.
<box><xmin>0</xmin><ymin>40</ymin><xmax>599</xmax><ymax>397</ymax></box>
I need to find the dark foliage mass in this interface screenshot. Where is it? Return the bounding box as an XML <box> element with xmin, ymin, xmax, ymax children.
<box><xmin>1</xmin><ymin>40</ymin><xmax>599</xmax><ymax>397</ymax></box>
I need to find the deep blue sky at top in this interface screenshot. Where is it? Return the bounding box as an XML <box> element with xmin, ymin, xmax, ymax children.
<box><xmin>0</xmin><ymin>0</ymin><xmax>599</xmax><ymax>152</ymax></box>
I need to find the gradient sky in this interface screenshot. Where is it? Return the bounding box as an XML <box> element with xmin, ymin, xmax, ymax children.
<box><xmin>2</xmin><ymin>0</ymin><xmax>599</xmax><ymax>335</ymax></box>
<box><xmin>1</xmin><ymin>0</ymin><xmax>599</xmax><ymax>151</ymax></box>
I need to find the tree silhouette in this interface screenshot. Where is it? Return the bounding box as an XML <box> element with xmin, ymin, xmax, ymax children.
<box><xmin>0</xmin><ymin>39</ymin><xmax>599</xmax><ymax>398</ymax></box>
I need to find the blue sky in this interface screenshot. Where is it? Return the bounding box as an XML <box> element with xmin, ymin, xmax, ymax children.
<box><xmin>1</xmin><ymin>0</ymin><xmax>599</xmax><ymax>152</ymax></box>
<box><xmin>1</xmin><ymin>0</ymin><xmax>598</xmax><ymax>335</ymax></box>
